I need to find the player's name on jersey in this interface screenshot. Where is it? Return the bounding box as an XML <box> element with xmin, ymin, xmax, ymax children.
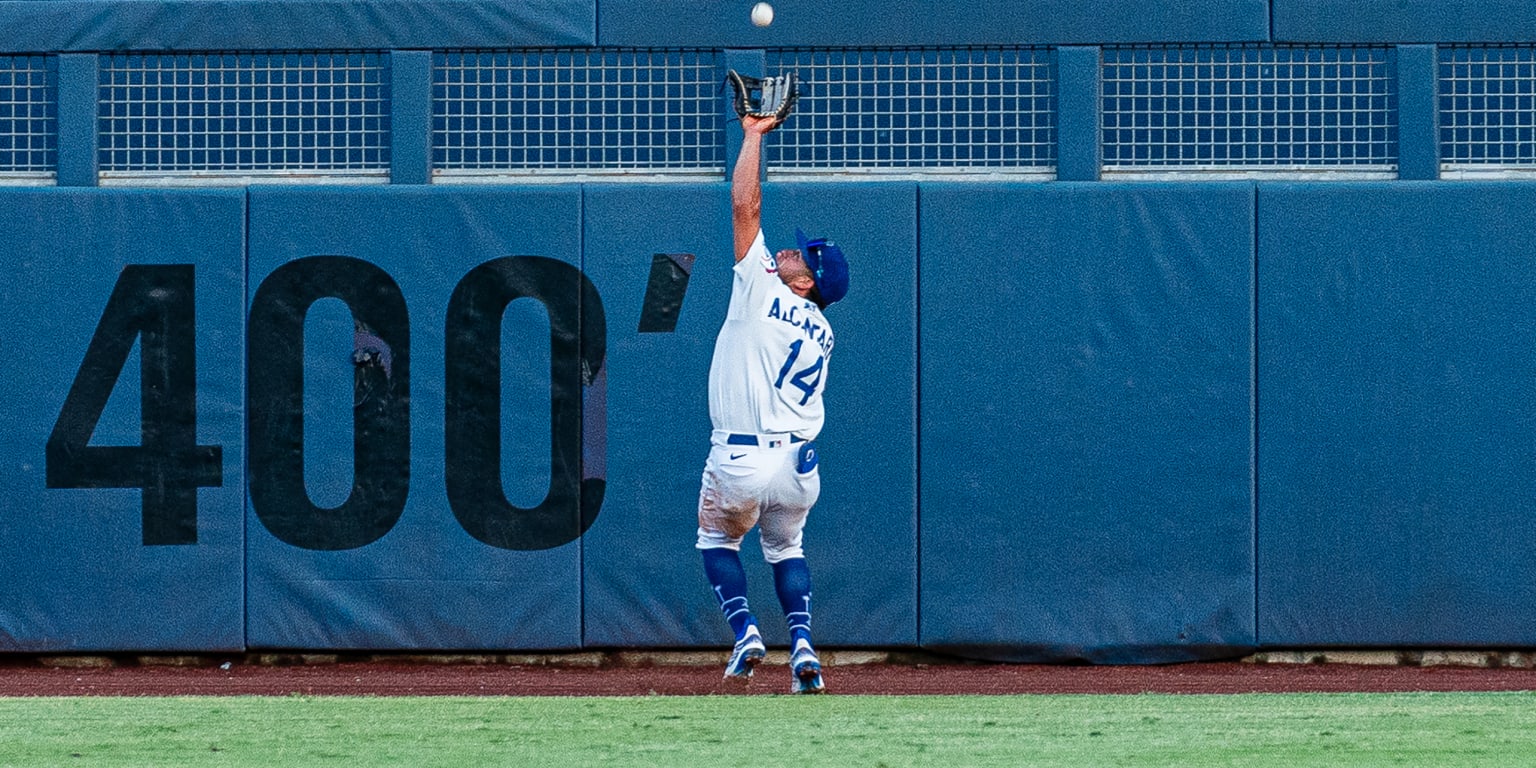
<box><xmin>766</xmin><ymin>296</ymin><xmax>835</xmax><ymax>357</ymax></box>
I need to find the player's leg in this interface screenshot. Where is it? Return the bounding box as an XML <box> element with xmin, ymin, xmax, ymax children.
<box><xmin>760</xmin><ymin>541</ymin><xmax>823</xmax><ymax>694</ymax></box>
<box><xmin>697</xmin><ymin>447</ymin><xmax>767</xmax><ymax>679</ymax></box>
<box><xmin>700</xmin><ymin>545</ymin><xmax>765</xmax><ymax>678</ymax></box>
<box><xmin>772</xmin><ymin>556</ymin><xmax>824</xmax><ymax>693</ymax></box>
<box><xmin>761</xmin><ymin>448</ymin><xmax>823</xmax><ymax>693</ymax></box>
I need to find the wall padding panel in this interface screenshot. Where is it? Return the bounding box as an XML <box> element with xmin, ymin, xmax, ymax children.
<box><xmin>246</xmin><ymin>186</ymin><xmax>587</xmax><ymax>650</ymax></box>
<box><xmin>0</xmin><ymin>0</ymin><xmax>593</xmax><ymax>52</ymax></box>
<box><xmin>1257</xmin><ymin>182</ymin><xmax>1536</xmax><ymax>646</ymax></box>
<box><xmin>1273</xmin><ymin>1</ymin><xmax>1536</xmax><ymax>43</ymax></box>
<box><xmin>919</xmin><ymin>183</ymin><xmax>1255</xmax><ymax>663</ymax></box>
<box><xmin>598</xmin><ymin>0</ymin><xmax>1268</xmax><ymax>47</ymax></box>
<box><xmin>0</xmin><ymin>189</ymin><xmax>246</xmax><ymax>651</ymax></box>
<box><xmin>580</xmin><ymin>182</ymin><xmax>918</xmax><ymax>649</ymax></box>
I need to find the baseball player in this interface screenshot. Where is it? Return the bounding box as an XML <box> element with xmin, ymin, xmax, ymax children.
<box><xmin>696</xmin><ymin>109</ymin><xmax>849</xmax><ymax>694</ymax></box>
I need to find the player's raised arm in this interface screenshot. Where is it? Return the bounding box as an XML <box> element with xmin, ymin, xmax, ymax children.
<box><xmin>732</xmin><ymin>115</ymin><xmax>779</xmax><ymax>262</ymax></box>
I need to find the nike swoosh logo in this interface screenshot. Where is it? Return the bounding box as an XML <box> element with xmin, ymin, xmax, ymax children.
<box><xmin>729</xmin><ymin>453</ymin><xmax>747</xmax><ymax>460</ymax></box>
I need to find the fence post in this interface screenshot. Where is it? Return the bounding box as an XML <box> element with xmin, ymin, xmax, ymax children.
<box><xmin>390</xmin><ymin>50</ymin><xmax>433</xmax><ymax>185</ymax></box>
<box><xmin>56</xmin><ymin>53</ymin><xmax>98</xmax><ymax>187</ymax></box>
<box><xmin>1056</xmin><ymin>46</ymin><xmax>1102</xmax><ymax>182</ymax></box>
<box><xmin>1396</xmin><ymin>44</ymin><xmax>1439</xmax><ymax>181</ymax></box>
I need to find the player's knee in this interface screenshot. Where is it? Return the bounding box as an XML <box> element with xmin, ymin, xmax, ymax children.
<box><xmin>696</xmin><ymin>527</ymin><xmax>744</xmax><ymax>552</ymax></box>
<box><xmin>760</xmin><ymin>536</ymin><xmax>804</xmax><ymax>563</ymax></box>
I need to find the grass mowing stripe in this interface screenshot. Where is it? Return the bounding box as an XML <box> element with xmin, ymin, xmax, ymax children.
<box><xmin>0</xmin><ymin>693</ymin><xmax>1533</xmax><ymax>767</ymax></box>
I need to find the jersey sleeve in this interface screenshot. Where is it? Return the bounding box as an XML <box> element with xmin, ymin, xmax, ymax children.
<box><xmin>727</xmin><ymin>229</ymin><xmax>779</xmax><ymax>320</ymax></box>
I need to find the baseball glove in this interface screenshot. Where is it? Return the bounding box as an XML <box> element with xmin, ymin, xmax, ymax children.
<box><xmin>726</xmin><ymin>69</ymin><xmax>799</xmax><ymax>122</ymax></box>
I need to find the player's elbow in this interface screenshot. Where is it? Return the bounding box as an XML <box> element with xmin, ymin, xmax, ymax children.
<box><xmin>732</xmin><ymin>197</ymin><xmax>761</xmax><ymax>229</ymax></box>
<box><xmin>732</xmin><ymin>194</ymin><xmax>760</xmax><ymax>220</ymax></box>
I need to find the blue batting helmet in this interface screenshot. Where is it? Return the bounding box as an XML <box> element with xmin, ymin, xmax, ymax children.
<box><xmin>795</xmin><ymin>228</ymin><xmax>849</xmax><ymax>307</ymax></box>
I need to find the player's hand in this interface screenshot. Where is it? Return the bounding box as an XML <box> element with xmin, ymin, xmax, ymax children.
<box><xmin>742</xmin><ymin>114</ymin><xmax>783</xmax><ymax>135</ymax></box>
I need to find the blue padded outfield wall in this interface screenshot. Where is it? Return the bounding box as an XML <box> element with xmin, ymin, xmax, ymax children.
<box><xmin>244</xmin><ymin>187</ymin><xmax>589</xmax><ymax>650</ymax></box>
<box><xmin>919</xmin><ymin>184</ymin><xmax>1255</xmax><ymax>663</ymax></box>
<box><xmin>1258</xmin><ymin>184</ymin><xmax>1536</xmax><ymax>647</ymax></box>
<box><xmin>5</xmin><ymin>0</ymin><xmax>1536</xmax><ymax>661</ymax></box>
<box><xmin>580</xmin><ymin>183</ymin><xmax>918</xmax><ymax>651</ymax></box>
<box><xmin>0</xmin><ymin>191</ymin><xmax>246</xmax><ymax>651</ymax></box>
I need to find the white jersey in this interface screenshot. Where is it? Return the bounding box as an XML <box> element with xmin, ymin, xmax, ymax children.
<box><xmin>708</xmin><ymin>230</ymin><xmax>835</xmax><ymax>439</ymax></box>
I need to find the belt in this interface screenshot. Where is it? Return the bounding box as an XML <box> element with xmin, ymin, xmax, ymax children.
<box><xmin>725</xmin><ymin>432</ymin><xmax>807</xmax><ymax>447</ymax></box>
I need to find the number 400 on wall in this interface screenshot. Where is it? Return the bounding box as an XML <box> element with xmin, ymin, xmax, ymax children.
<box><xmin>46</xmin><ymin>256</ymin><xmax>608</xmax><ymax>553</ymax></box>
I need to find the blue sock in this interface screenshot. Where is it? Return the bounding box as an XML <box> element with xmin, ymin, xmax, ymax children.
<box><xmin>772</xmin><ymin>557</ymin><xmax>813</xmax><ymax>645</ymax></box>
<box><xmin>701</xmin><ymin>548</ymin><xmax>754</xmax><ymax>639</ymax></box>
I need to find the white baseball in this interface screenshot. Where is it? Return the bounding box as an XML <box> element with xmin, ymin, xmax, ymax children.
<box><xmin>751</xmin><ymin>2</ymin><xmax>774</xmax><ymax>27</ymax></box>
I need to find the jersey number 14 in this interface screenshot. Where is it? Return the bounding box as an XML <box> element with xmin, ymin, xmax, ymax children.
<box><xmin>774</xmin><ymin>339</ymin><xmax>824</xmax><ymax>406</ymax></box>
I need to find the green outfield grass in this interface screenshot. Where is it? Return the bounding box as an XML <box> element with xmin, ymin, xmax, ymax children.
<box><xmin>1</xmin><ymin>692</ymin><xmax>1534</xmax><ymax>767</ymax></box>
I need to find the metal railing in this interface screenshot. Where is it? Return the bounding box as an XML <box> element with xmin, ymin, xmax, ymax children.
<box><xmin>1102</xmin><ymin>44</ymin><xmax>1397</xmax><ymax>179</ymax></box>
<box><xmin>0</xmin><ymin>55</ymin><xmax>56</xmax><ymax>184</ymax></box>
<box><xmin>97</xmin><ymin>52</ymin><xmax>390</xmax><ymax>185</ymax></box>
<box><xmin>6</xmin><ymin>46</ymin><xmax>1536</xmax><ymax>184</ymax></box>
<box><xmin>1440</xmin><ymin>45</ymin><xmax>1536</xmax><ymax>177</ymax></box>
<box><xmin>433</xmin><ymin>49</ymin><xmax>722</xmax><ymax>181</ymax></box>
<box><xmin>766</xmin><ymin>47</ymin><xmax>1056</xmax><ymax>177</ymax></box>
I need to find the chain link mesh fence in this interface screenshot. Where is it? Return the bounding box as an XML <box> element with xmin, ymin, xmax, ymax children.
<box><xmin>98</xmin><ymin>52</ymin><xmax>390</xmax><ymax>184</ymax></box>
<box><xmin>1102</xmin><ymin>44</ymin><xmax>1397</xmax><ymax>178</ymax></box>
<box><xmin>765</xmin><ymin>47</ymin><xmax>1056</xmax><ymax>176</ymax></box>
<box><xmin>0</xmin><ymin>55</ymin><xmax>56</xmax><ymax>184</ymax></box>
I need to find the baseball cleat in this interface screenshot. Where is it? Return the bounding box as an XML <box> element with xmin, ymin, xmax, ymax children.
<box><xmin>791</xmin><ymin>668</ymin><xmax>825</xmax><ymax>694</ymax></box>
<box><xmin>723</xmin><ymin>624</ymin><xmax>767</xmax><ymax>679</ymax></box>
<box><xmin>789</xmin><ymin>636</ymin><xmax>825</xmax><ymax>694</ymax></box>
